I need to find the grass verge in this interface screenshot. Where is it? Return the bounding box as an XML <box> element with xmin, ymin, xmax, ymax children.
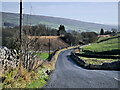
<box><xmin>1</xmin><ymin>66</ymin><xmax>50</xmax><ymax>88</ymax></box>
<box><xmin>25</xmin><ymin>67</ymin><xmax>50</xmax><ymax>88</ymax></box>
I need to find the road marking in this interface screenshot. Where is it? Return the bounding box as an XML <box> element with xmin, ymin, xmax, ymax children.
<box><xmin>114</xmin><ymin>77</ymin><xmax>120</xmax><ymax>81</ymax></box>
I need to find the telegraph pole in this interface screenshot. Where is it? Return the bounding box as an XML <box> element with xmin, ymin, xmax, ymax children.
<box><xmin>20</xmin><ymin>0</ymin><xmax>22</xmax><ymax>52</ymax></box>
<box><xmin>49</xmin><ymin>39</ymin><xmax>50</xmax><ymax>60</ymax></box>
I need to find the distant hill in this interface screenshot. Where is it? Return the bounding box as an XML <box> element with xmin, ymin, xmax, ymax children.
<box><xmin>2</xmin><ymin>12</ymin><xmax>117</xmax><ymax>33</ymax></box>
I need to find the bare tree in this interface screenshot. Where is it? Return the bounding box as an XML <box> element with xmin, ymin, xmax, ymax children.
<box><xmin>21</xmin><ymin>26</ymin><xmax>40</xmax><ymax>71</ymax></box>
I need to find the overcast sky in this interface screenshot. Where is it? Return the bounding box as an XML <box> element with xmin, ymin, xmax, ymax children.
<box><xmin>2</xmin><ymin>2</ymin><xmax>118</xmax><ymax>25</ymax></box>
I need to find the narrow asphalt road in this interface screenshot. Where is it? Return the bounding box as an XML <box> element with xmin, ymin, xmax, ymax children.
<box><xmin>45</xmin><ymin>49</ymin><xmax>119</xmax><ymax>88</ymax></box>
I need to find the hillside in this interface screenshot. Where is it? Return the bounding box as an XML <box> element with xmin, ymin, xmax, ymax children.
<box><xmin>28</xmin><ymin>36</ymin><xmax>69</xmax><ymax>51</ymax></box>
<box><xmin>82</xmin><ymin>34</ymin><xmax>120</xmax><ymax>55</ymax></box>
<box><xmin>2</xmin><ymin>12</ymin><xmax>117</xmax><ymax>33</ymax></box>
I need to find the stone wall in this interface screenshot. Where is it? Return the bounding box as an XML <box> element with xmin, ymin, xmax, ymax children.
<box><xmin>71</xmin><ymin>52</ymin><xmax>120</xmax><ymax>71</ymax></box>
<box><xmin>75</xmin><ymin>53</ymin><xmax>120</xmax><ymax>59</ymax></box>
<box><xmin>0</xmin><ymin>46</ymin><xmax>56</xmax><ymax>71</ymax></box>
<box><xmin>0</xmin><ymin>47</ymin><xmax>20</xmax><ymax>70</ymax></box>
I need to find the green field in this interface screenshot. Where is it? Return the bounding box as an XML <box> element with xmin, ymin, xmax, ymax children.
<box><xmin>34</xmin><ymin>52</ymin><xmax>53</xmax><ymax>60</ymax></box>
<box><xmin>82</xmin><ymin>34</ymin><xmax>120</xmax><ymax>55</ymax></box>
<box><xmin>79</xmin><ymin>56</ymin><xmax>117</xmax><ymax>65</ymax></box>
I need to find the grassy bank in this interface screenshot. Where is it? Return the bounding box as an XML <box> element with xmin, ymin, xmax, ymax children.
<box><xmin>1</xmin><ymin>66</ymin><xmax>50</xmax><ymax>88</ymax></box>
<box><xmin>82</xmin><ymin>34</ymin><xmax>120</xmax><ymax>55</ymax></box>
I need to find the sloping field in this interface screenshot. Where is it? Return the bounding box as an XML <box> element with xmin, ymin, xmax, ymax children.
<box><xmin>28</xmin><ymin>36</ymin><xmax>69</xmax><ymax>51</ymax></box>
<box><xmin>82</xmin><ymin>34</ymin><xmax>120</xmax><ymax>55</ymax></box>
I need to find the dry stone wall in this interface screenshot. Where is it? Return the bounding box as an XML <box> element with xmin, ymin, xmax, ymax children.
<box><xmin>71</xmin><ymin>52</ymin><xmax>120</xmax><ymax>71</ymax></box>
<box><xmin>0</xmin><ymin>47</ymin><xmax>20</xmax><ymax>69</ymax></box>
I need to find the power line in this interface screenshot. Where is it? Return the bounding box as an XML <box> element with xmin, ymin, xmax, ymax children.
<box><xmin>30</xmin><ymin>2</ymin><xmax>32</xmax><ymax>26</ymax></box>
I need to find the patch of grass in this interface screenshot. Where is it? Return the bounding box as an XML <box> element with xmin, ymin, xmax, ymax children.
<box><xmin>39</xmin><ymin>53</ymin><xmax>49</xmax><ymax>60</ymax></box>
<box><xmin>79</xmin><ymin>56</ymin><xmax>118</xmax><ymax>65</ymax></box>
<box><xmin>26</xmin><ymin>78</ymin><xmax>46</xmax><ymax>88</ymax></box>
<box><xmin>0</xmin><ymin>83</ymin><xmax>3</xmax><ymax>89</ymax></box>
<box><xmin>34</xmin><ymin>52</ymin><xmax>53</xmax><ymax>60</ymax></box>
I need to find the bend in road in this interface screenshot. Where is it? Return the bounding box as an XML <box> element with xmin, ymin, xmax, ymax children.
<box><xmin>45</xmin><ymin>49</ymin><xmax>119</xmax><ymax>88</ymax></box>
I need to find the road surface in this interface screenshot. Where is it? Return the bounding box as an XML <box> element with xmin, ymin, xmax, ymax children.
<box><xmin>45</xmin><ymin>49</ymin><xmax>119</xmax><ymax>88</ymax></box>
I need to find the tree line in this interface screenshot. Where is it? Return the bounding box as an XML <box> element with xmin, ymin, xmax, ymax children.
<box><xmin>2</xmin><ymin>24</ymin><xmax>100</xmax><ymax>49</ymax></box>
<box><xmin>100</xmin><ymin>28</ymin><xmax>118</xmax><ymax>35</ymax></box>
